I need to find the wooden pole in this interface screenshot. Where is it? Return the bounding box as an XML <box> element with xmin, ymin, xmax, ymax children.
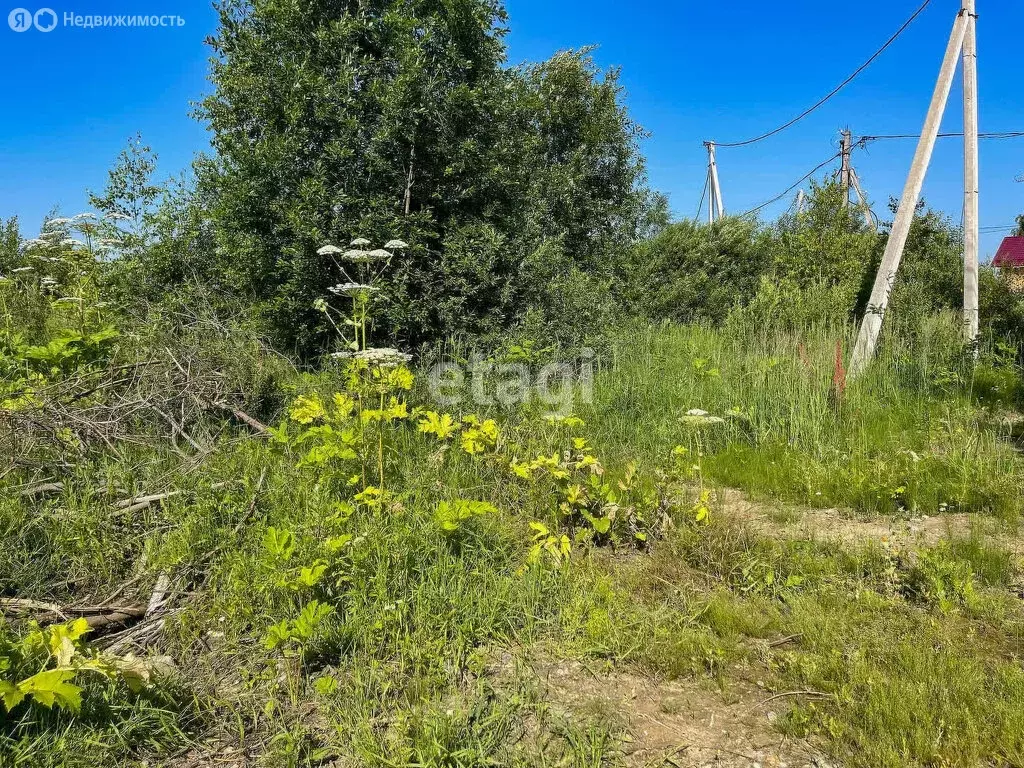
<box><xmin>849</xmin><ymin>9</ymin><xmax>970</xmax><ymax>378</ymax></box>
<box><xmin>962</xmin><ymin>0</ymin><xmax>980</xmax><ymax>349</ymax></box>
<box><xmin>840</xmin><ymin>129</ymin><xmax>852</xmax><ymax>207</ymax></box>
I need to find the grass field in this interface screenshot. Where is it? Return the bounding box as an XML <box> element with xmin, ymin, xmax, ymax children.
<box><xmin>3</xmin><ymin>319</ymin><xmax>1024</xmax><ymax>768</ymax></box>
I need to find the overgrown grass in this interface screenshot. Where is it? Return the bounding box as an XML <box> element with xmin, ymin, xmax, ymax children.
<box><xmin>3</xmin><ymin>319</ymin><xmax>1024</xmax><ymax>767</ymax></box>
<box><xmin>583</xmin><ymin>318</ymin><xmax>1023</xmax><ymax>519</ymax></box>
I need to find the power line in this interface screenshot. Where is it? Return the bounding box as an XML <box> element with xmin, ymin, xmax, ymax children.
<box><xmin>738</xmin><ymin>151</ymin><xmax>844</xmax><ymax>219</ymax></box>
<box><xmin>711</xmin><ymin>0</ymin><xmax>933</xmax><ymax>149</ymax></box>
<box><xmin>860</xmin><ymin>131</ymin><xmax>1024</xmax><ymax>141</ymax></box>
<box><xmin>694</xmin><ymin>171</ymin><xmax>709</xmax><ymax>222</ymax></box>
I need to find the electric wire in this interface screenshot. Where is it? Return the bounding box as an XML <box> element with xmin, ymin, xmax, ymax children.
<box><xmin>737</xmin><ymin>151</ymin><xmax>844</xmax><ymax>219</ymax></box>
<box><xmin>694</xmin><ymin>170</ymin><xmax>710</xmax><ymax>222</ymax></box>
<box><xmin>710</xmin><ymin>0</ymin><xmax>933</xmax><ymax>148</ymax></box>
<box><xmin>860</xmin><ymin>131</ymin><xmax>1024</xmax><ymax>141</ymax></box>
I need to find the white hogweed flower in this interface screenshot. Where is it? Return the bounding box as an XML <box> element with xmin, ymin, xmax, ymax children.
<box><xmin>328</xmin><ymin>283</ymin><xmax>378</xmax><ymax>296</ymax></box>
<box><xmin>384</xmin><ymin>239</ymin><xmax>408</xmax><ymax>249</ymax></box>
<box><xmin>350</xmin><ymin>237</ymin><xmax>371</xmax><ymax>247</ymax></box>
<box><xmin>317</xmin><ymin>245</ymin><xmax>344</xmax><ymax>256</ymax></box>
<box><xmin>332</xmin><ymin>348</ymin><xmax>411</xmax><ymax>367</ymax></box>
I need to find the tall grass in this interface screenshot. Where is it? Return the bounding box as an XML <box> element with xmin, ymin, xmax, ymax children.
<box><xmin>583</xmin><ymin>316</ymin><xmax>1022</xmax><ymax>519</ymax></box>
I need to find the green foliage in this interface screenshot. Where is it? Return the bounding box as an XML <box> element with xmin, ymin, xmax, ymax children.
<box><xmin>434</xmin><ymin>499</ymin><xmax>497</xmax><ymax>533</ymax></box>
<box><xmin>877</xmin><ymin>201</ymin><xmax>965</xmax><ymax>329</ymax></box>
<box><xmin>903</xmin><ymin>543</ymin><xmax>979</xmax><ymax>613</ymax></box>
<box><xmin>88</xmin><ymin>134</ymin><xmax>162</xmax><ymax>258</ymax></box>
<box><xmin>0</xmin><ymin>618</ymin><xmax>164</xmax><ymax>715</ymax></box>
<box><xmin>187</xmin><ymin>0</ymin><xmax>660</xmax><ymax>354</ymax></box>
<box><xmin>767</xmin><ymin>180</ymin><xmax>875</xmax><ymax>291</ymax></box>
<box><xmin>625</xmin><ymin>217</ymin><xmax>766</xmax><ymax>324</ymax></box>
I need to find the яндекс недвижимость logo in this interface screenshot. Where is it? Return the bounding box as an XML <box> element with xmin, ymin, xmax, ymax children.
<box><xmin>8</xmin><ymin>8</ymin><xmax>184</xmax><ymax>31</ymax></box>
<box><xmin>8</xmin><ymin>7</ymin><xmax>56</xmax><ymax>31</ymax></box>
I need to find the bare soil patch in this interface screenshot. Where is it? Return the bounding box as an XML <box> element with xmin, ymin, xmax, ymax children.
<box><xmin>529</xmin><ymin>657</ymin><xmax>829</xmax><ymax>768</ymax></box>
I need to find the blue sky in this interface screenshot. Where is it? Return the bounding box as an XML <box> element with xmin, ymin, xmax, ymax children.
<box><xmin>1</xmin><ymin>0</ymin><xmax>1021</xmax><ymax>257</ymax></box>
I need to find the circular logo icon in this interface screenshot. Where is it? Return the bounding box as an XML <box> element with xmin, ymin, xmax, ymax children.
<box><xmin>34</xmin><ymin>8</ymin><xmax>57</xmax><ymax>31</ymax></box>
<box><xmin>8</xmin><ymin>7</ymin><xmax>33</xmax><ymax>31</ymax></box>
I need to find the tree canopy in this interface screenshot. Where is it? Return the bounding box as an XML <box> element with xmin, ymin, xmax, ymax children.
<box><xmin>191</xmin><ymin>0</ymin><xmax>662</xmax><ymax>354</ymax></box>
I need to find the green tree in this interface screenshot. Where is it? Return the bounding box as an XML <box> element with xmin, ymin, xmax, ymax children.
<box><xmin>867</xmin><ymin>200</ymin><xmax>963</xmax><ymax>326</ymax></box>
<box><xmin>194</xmin><ymin>0</ymin><xmax>659</xmax><ymax>353</ymax></box>
<box><xmin>624</xmin><ymin>218</ymin><xmax>765</xmax><ymax>325</ymax></box>
<box><xmin>766</xmin><ymin>180</ymin><xmax>877</xmax><ymax>290</ymax></box>
<box><xmin>1014</xmin><ymin>214</ymin><xmax>1023</xmax><ymax>237</ymax></box>
<box><xmin>89</xmin><ymin>134</ymin><xmax>162</xmax><ymax>256</ymax></box>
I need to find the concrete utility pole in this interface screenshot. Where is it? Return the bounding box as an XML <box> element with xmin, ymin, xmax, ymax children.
<box><xmin>705</xmin><ymin>142</ymin><xmax>725</xmax><ymax>223</ymax></box>
<box><xmin>962</xmin><ymin>0</ymin><xmax>980</xmax><ymax>349</ymax></box>
<box><xmin>850</xmin><ymin>7</ymin><xmax>971</xmax><ymax>378</ymax></box>
<box><xmin>839</xmin><ymin>129</ymin><xmax>853</xmax><ymax>207</ymax></box>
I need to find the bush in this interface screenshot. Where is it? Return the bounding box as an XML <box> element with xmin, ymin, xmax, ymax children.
<box><xmin>623</xmin><ymin>217</ymin><xmax>765</xmax><ymax>324</ymax></box>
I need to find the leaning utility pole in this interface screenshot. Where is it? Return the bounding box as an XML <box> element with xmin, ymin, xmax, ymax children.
<box><xmin>849</xmin><ymin>168</ymin><xmax>878</xmax><ymax>232</ymax></box>
<box><xmin>839</xmin><ymin>129</ymin><xmax>853</xmax><ymax>207</ymax></box>
<box><xmin>705</xmin><ymin>141</ymin><xmax>725</xmax><ymax>223</ymax></box>
<box><xmin>850</xmin><ymin>5</ymin><xmax>972</xmax><ymax>378</ymax></box>
<box><xmin>962</xmin><ymin>0</ymin><xmax>980</xmax><ymax>349</ymax></box>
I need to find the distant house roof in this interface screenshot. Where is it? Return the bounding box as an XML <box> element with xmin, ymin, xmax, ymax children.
<box><xmin>994</xmin><ymin>236</ymin><xmax>1024</xmax><ymax>269</ymax></box>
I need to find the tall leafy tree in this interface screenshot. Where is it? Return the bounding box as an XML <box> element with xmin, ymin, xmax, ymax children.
<box><xmin>196</xmin><ymin>0</ymin><xmax>660</xmax><ymax>353</ymax></box>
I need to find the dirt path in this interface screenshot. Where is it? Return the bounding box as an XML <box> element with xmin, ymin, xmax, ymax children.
<box><xmin>531</xmin><ymin>488</ymin><xmax>1023</xmax><ymax>768</ymax></box>
<box><xmin>716</xmin><ymin>488</ymin><xmax>1023</xmax><ymax>558</ymax></box>
<box><xmin>530</xmin><ymin>657</ymin><xmax>830</xmax><ymax>768</ymax></box>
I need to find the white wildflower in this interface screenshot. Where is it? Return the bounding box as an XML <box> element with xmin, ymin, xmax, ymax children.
<box><xmin>328</xmin><ymin>282</ymin><xmax>378</xmax><ymax>296</ymax></box>
<box><xmin>12</xmin><ymin>266</ymin><xmax>33</xmax><ymax>273</ymax></box>
<box><xmin>331</xmin><ymin>348</ymin><xmax>411</xmax><ymax>367</ymax></box>
<box><xmin>681</xmin><ymin>408</ymin><xmax>726</xmax><ymax>426</ymax></box>
<box><xmin>41</xmin><ymin>277</ymin><xmax>57</xmax><ymax>285</ymax></box>
<box><xmin>350</xmin><ymin>237</ymin><xmax>371</xmax><ymax>247</ymax></box>
<box><xmin>317</xmin><ymin>244</ymin><xmax>344</xmax><ymax>256</ymax></box>
<box><xmin>103</xmin><ymin>212</ymin><xmax>132</xmax><ymax>221</ymax></box>
<box><xmin>72</xmin><ymin>212</ymin><xmax>97</xmax><ymax>221</ymax></box>
<box><xmin>61</xmin><ymin>238</ymin><xmax>87</xmax><ymax>248</ymax></box>
<box><xmin>43</xmin><ymin>217</ymin><xmax>72</xmax><ymax>229</ymax></box>
<box><xmin>367</xmin><ymin>248</ymin><xmax>393</xmax><ymax>260</ymax></box>
<box><xmin>355</xmin><ymin>348</ymin><xmax>412</xmax><ymax>365</ymax></box>
<box><xmin>342</xmin><ymin>249</ymin><xmax>367</xmax><ymax>260</ymax></box>
<box><xmin>384</xmin><ymin>239</ymin><xmax>408</xmax><ymax>249</ymax></box>
<box><xmin>20</xmin><ymin>238</ymin><xmax>49</xmax><ymax>249</ymax></box>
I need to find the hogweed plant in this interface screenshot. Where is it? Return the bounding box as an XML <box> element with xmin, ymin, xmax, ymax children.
<box><xmin>277</xmin><ymin>236</ymin><xmax>415</xmax><ymax>488</ymax></box>
<box><xmin>316</xmin><ymin>237</ymin><xmax>408</xmax><ymax>359</ymax></box>
<box><xmin>1</xmin><ymin>213</ymin><xmax>121</xmax><ymax>409</ymax></box>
